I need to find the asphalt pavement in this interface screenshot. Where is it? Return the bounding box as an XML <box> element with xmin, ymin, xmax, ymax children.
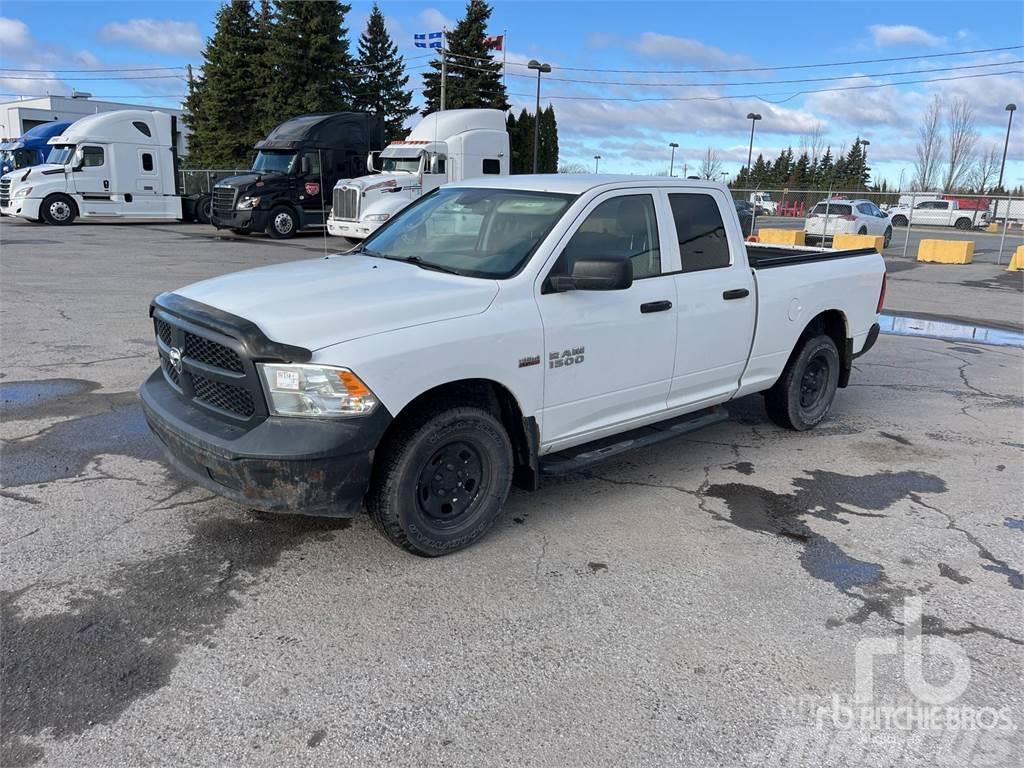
<box><xmin>2</xmin><ymin>219</ymin><xmax>1022</xmax><ymax>767</ymax></box>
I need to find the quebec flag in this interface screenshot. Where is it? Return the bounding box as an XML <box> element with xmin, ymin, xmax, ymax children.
<box><xmin>414</xmin><ymin>32</ymin><xmax>443</xmax><ymax>49</ymax></box>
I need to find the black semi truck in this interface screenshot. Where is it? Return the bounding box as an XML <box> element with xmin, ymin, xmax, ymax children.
<box><xmin>211</xmin><ymin>112</ymin><xmax>385</xmax><ymax>239</ymax></box>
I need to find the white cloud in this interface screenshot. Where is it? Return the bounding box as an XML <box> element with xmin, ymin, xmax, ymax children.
<box><xmin>627</xmin><ymin>33</ymin><xmax>748</xmax><ymax>67</ymax></box>
<box><xmin>587</xmin><ymin>32</ymin><xmax>619</xmax><ymax>50</ymax></box>
<box><xmin>98</xmin><ymin>19</ymin><xmax>203</xmax><ymax>56</ymax></box>
<box><xmin>418</xmin><ymin>8</ymin><xmax>454</xmax><ymax>33</ymax></box>
<box><xmin>0</xmin><ymin>16</ymin><xmax>31</xmax><ymax>50</ymax></box>
<box><xmin>869</xmin><ymin>25</ymin><xmax>943</xmax><ymax>48</ymax></box>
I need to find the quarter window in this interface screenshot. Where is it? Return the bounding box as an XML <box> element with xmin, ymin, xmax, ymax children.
<box><xmin>482</xmin><ymin>158</ymin><xmax>501</xmax><ymax>175</ymax></box>
<box><xmin>132</xmin><ymin>121</ymin><xmax>152</xmax><ymax>137</ymax></box>
<box><xmin>668</xmin><ymin>193</ymin><xmax>730</xmax><ymax>272</ymax></box>
<box><xmin>141</xmin><ymin>153</ymin><xmax>154</xmax><ymax>172</ymax></box>
<box><xmin>555</xmin><ymin>194</ymin><xmax>662</xmax><ymax>279</ymax></box>
<box><xmin>80</xmin><ymin>146</ymin><xmax>104</xmax><ymax>168</ymax></box>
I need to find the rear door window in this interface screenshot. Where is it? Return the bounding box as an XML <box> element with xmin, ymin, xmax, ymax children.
<box><xmin>668</xmin><ymin>193</ymin><xmax>730</xmax><ymax>273</ymax></box>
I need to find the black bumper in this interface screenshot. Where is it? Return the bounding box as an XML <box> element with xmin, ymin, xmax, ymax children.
<box><xmin>211</xmin><ymin>208</ymin><xmax>269</xmax><ymax>232</ymax></box>
<box><xmin>140</xmin><ymin>369</ymin><xmax>391</xmax><ymax>516</ymax></box>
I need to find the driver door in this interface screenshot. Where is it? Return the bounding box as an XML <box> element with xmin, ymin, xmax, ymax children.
<box><xmin>536</xmin><ymin>190</ymin><xmax>679</xmax><ymax>449</ymax></box>
<box><xmin>71</xmin><ymin>145</ymin><xmax>109</xmax><ymax>197</ymax></box>
<box><xmin>298</xmin><ymin>150</ymin><xmax>327</xmax><ymax>224</ymax></box>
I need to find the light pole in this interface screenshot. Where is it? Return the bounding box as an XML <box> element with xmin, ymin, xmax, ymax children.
<box><xmin>594</xmin><ymin>154</ymin><xmax>602</xmax><ymax>173</ymax></box>
<box><xmin>528</xmin><ymin>59</ymin><xmax>552</xmax><ymax>174</ymax></box>
<box><xmin>997</xmin><ymin>103</ymin><xmax>1017</xmax><ymax>192</ymax></box>
<box><xmin>669</xmin><ymin>142</ymin><xmax>679</xmax><ymax>177</ymax></box>
<box><xmin>745</xmin><ymin>112</ymin><xmax>761</xmax><ymax>181</ymax></box>
<box><xmin>859</xmin><ymin>139</ymin><xmax>870</xmax><ymax>189</ymax></box>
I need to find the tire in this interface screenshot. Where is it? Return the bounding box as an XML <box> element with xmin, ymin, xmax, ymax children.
<box><xmin>891</xmin><ymin>215</ymin><xmax>908</xmax><ymax>227</ymax></box>
<box><xmin>267</xmin><ymin>205</ymin><xmax>297</xmax><ymax>239</ymax></box>
<box><xmin>954</xmin><ymin>217</ymin><xmax>972</xmax><ymax>230</ymax></box>
<box><xmin>40</xmin><ymin>193</ymin><xmax>77</xmax><ymax>225</ymax></box>
<box><xmin>764</xmin><ymin>334</ymin><xmax>841</xmax><ymax>431</ymax></box>
<box><xmin>883</xmin><ymin>226</ymin><xmax>892</xmax><ymax>248</ymax></box>
<box><xmin>195</xmin><ymin>195</ymin><xmax>212</xmax><ymax>224</ymax></box>
<box><xmin>367</xmin><ymin>405</ymin><xmax>514</xmax><ymax>556</ymax></box>
<box><xmin>230</xmin><ymin>228</ymin><xmax>248</xmax><ymax>235</ymax></box>
<box><xmin>857</xmin><ymin>226</ymin><xmax>868</xmax><ymax>235</ymax></box>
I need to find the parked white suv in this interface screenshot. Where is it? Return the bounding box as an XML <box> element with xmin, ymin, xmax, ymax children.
<box><xmin>804</xmin><ymin>198</ymin><xmax>892</xmax><ymax>247</ymax></box>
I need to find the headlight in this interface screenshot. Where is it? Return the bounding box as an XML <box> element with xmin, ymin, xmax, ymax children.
<box><xmin>364</xmin><ymin>213</ymin><xmax>390</xmax><ymax>222</ymax></box>
<box><xmin>236</xmin><ymin>196</ymin><xmax>261</xmax><ymax>210</ymax></box>
<box><xmin>13</xmin><ymin>186</ymin><xmax>32</xmax><ymax>198</ymax></box>
<box><xmin>257</xmin><ymin>363</ymin><xmax>378</xmax><ymax>417</ymax></box>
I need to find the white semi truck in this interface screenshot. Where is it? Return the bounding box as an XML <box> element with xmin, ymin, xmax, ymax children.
<box><xmin>0</xmin><ymin>109</ymin><xmax>209</xmax><ymax>225</ymax></box>
<box><xmin>327</xmin><ymin>109</ymin><xmax>509</xmax><ymax>240</ymax></box>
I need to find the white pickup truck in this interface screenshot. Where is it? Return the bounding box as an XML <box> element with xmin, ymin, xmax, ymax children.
<box><xmin>887</xmin><ymin>198</ymin><xmax>988</xmax><ymax>230</ymax></box>
<box><xmin>141</xmin><ymin>176</ymin><xmax>885</xmax><ymax>556</ymax></box>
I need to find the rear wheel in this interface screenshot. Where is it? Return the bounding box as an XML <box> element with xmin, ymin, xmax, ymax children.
<box><xmin>41</xmin><ymin>193</ymin><xmax>77</xmax><ymax>226</ymax></box>
<box><xmin>857</xmin><ymin>226</ymin><xmax>868</xmax><ymax>235</ymax></box>
<box><xmin>764</xmin><ymin>334</ymin><xmax>840</xmax><ymax>431</ymax></box>
<box><xmin>954</xmin><ymin>217</ymin><xmax>972</xmax><ymax>230</ymax></box>
<box><xmin>883</xmin><ymin>226</ymin><xmax>892</xmax><ymax>248</ymax></box>
<box><xmin>267</xmin><ymin>205</ymin><xmax>297</xmax><ymax>239</ymax></box>
<box><xmin>194</xmin><ymin>194</ymin><xmax>212</xmax><ymax>224</ymax></box>
<box><xmin>891</xmin><ymin>215</ymin><xmax>908</xmax><ymax>227</ymax></box>
<box><xmin>367</xmin><ymin>405</ymin><xmax>513</xmax><ymax>556</ymax></box>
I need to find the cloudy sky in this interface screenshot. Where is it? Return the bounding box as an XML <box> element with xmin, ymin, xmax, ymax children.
<box><xmin>1</xmin><ymin>1</ymin><xmax>1022</xmax><ymax>187</ymax></box>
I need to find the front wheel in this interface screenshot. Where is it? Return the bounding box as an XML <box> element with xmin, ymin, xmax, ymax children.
<box><xmin>194</xmin><ymin>194</ymin><xmax>212</xmax><ymax>224</ymax></box>
<box><xmin>367</xmin><ymin>406</ymin><xmax>514</xmax><ymax>556</ymax></box>
<box><xmin>857</xmin><ymin>226</ymin><xmax>868</xmax><ymax>235</ymax></box>
<box><xmin>883</xmin><ymin>226</ymin><xmax>892</xmax><ymax>248</ymax></box>
<box><xmin>40</xmin><ymin>193</ymin><xmax>77</xmax><ymax>225</ymax></box>
<box><xmin>891</xmin><ymin>215</ymin><xmax>908</xmax><ymax>227</ymax></box>
<box><xmin>954</xmin><ymin>217</ymin><xmax>972</xmax><ymax>230</ymax></box>
<box><xmin>764</xmin><ymin>334</ymin><xmax>841</xmax><ymax>431</ymax></box>
<box><xmin>267</xmin><ymin>205</ymin><xmax>297</xmax><ymax>239</ymax></box>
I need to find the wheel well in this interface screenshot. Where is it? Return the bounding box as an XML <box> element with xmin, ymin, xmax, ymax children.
<box><xmin>801</xmin><ymin>310</ymin><xmax>851</xmax><ymax>388</ymax></box>
<box><xmin>382</xmin><ymin>379</ymin><xmax>539</xmax><ymax>491</ymax></box>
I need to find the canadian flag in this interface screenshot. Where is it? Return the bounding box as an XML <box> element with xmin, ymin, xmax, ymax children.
<box><xmin>484</xmin><ymin>34</ymin><xmax>504</xmax><ymax>51</ymax></box>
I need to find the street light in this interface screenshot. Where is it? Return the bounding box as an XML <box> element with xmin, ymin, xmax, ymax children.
<box><xmin>997</xmin><ymin>103</ymin><xmax>1017</xmax><ymax>192</ymax></box>
<box><xmin>669</xmin><ymin>142</ymin><xmax>679</xmax><ymax>177</ymax></box>
<box><xmin>594</xmin><ymin>154</ymin><xmax>602</xmax><ymax>173</ymax></box>
<box><xmin>859</xmin><ymin>139</ymin><xmax>870</xmax><ymax>188</ymax></box>
<box><xmin>527</xmin><ymin>60</ymin><xmax>552</xmax><ymax>174</ymax></box>
<box><xmin>745</xmin><ymin>113</ymin><xmax>761</xmax><ymax>180</ymax></box>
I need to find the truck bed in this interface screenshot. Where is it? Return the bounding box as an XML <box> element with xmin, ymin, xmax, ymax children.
<box><xmin>746</xmin><ymin>243</ymin><xmax>877</xmax><ymax>269</ymax></box>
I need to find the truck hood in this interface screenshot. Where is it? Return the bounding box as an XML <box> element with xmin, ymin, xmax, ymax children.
<box><xmin>339</xmin><ymin>173</ymin><xmax>420</xmax><ymax>193</ymax></box>
<box><xmin>175</xmin><ymin>254</ymin><xmax>499</xmax><ymax>352</ymax></box>
<box><xmin>216</xmin><ymin>171</ymin><xmax>286</xmax><ymax>193</ymax></box>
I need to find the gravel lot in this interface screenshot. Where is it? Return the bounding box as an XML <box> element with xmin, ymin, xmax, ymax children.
<box><xmin>2</xmin><ymin>219</ymin><xmax>1022</xmax><ymax>767</ymax></box>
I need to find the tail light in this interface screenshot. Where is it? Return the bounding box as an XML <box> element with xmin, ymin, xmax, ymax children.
<box><xmin>876</xmin><ymin>272</ymin><xmax>887</xmax><ymax>314</ymax></box>
<box><xmin>840</xmin><ymin>214</ymin><xmax>856</xmax><ymax>221</ymax></box>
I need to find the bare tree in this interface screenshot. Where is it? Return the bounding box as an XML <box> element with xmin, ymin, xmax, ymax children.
<box><xmin>798</xmin><ymin>123</ymin><xmax>826</xmax><ymax>164</ymax></box>
<box><xmin>967</xmin><ymin>146</ymin><xmax>1000</xmax><ymax>193</ymax></box>
<box><xmin>941</xmin><ymin>96</ymin><xmax>978</xmax><ymax>192</ymax></box>
<box><xmin>557</xmin><ymin>162</ymin><xmax>589</xmax><ymax>174</ymax></box>
<box><xmin>699</xmin><ymin>147</ymin><xmax>723</xmax><ymax>180</ymax></box>
<box><xmin>912</xmin><ymin>95</ymin><xmax>943</xmax><ymax>191</ymax></box>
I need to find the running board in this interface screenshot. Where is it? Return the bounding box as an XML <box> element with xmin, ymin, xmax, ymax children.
<box><xmin>539</xmin><ymin>407</ymin><xmax>729</xmax><ymax>476</ymax></box>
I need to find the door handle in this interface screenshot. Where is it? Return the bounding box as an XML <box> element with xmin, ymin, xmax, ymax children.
<box><xmin>640</xmin><ymin>300</ymin><xmax>673</xmax><ymax>313</ymax></box>
<box><xmin>723</xmin><ymin>289</ymin><xmax>750</xmax><ymax>300</ymax></box>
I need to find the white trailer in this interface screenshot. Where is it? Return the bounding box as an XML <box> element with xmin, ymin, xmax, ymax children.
<box><xmin>327</xmin><ymin>109</ymin><xmax>509</xmax><ymax>240</ymax></box>
<box><xmin>990</xmin><ymin>198</ymin><xmax>1024</xmax><ymax>224</ymax></box>
<box><xmin>0</xmin><ymin>109</ymin><xmax>206</xmax><ymax>225</ymax></box>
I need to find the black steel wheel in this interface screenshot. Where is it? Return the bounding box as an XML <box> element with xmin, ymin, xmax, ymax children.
<box><xmin>891</xmin><ymin>215</ymin><xmax>908</xmax><ymax>227</ymax></box>
<box><xmin>764</xmin><ymin>334</ymin><xmax>841</xmax><ymax>431</ymax></box>
<box><xmin>883</xmin><ymin>226</ymin><xmax>892</xmax><ymax>248</ymax></box>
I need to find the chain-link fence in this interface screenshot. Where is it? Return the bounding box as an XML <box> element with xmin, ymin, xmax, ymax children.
<box><xmin>178</xmin><ymin>169</ymin><xmax>248</xmax><ymax>197</ymax></box>
<box><xmin>729</xmin><ymin>188</ymin><xmax>1024</xmax><ymax>265</ymax></box>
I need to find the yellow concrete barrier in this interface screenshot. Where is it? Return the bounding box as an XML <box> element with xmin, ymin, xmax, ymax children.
<box><xmin>917</xmin><ymin>239</ymin><xmax>974</xmax><ymax>265</ymax></box>
<box><xmin>1008</xmin><ymin>245</ymin><xmax>1024</xmax><ymax>271</ymax></box>
<box><xmin>758</xmin><ymin>228</ymin><xmax>805</xmax><ymax>246</ymax></box>
<box><xmin>832</xmin><ymin>233</ymin><xmax>885</xmax><ymax>252</ymax></box>
<box><xmin>986</xmin><ymin>222</ymin><xmax>1000</xmax><ymax>233</ymax></box>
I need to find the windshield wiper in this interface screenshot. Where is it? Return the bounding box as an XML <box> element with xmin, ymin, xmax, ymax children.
<box><xmin>365</xmin><ymin>252</ymin><xmax>462</xmax><ymax>276</ymax></box>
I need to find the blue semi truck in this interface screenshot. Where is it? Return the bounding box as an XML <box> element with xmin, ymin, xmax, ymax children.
<box><xmin>0</xmin><ymin>121</ymin><xmax>73</xmax><ymax>176</ymax></box>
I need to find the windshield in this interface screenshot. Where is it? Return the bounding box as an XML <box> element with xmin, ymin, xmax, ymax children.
<box><xmin>812</xmin><ymin>203</ymin><xmax>852</xmax><ymax>216</ymax></box>
<box><xmin>251</xmin><ymin>150</ymin><xmax>297</xmax><ymax>174</ymax></box>
<box><xmin>380</xmin><ymin>156</ymin><xmax>421</xmax><ymax>174</ymax></box>
<box><xmin>46</xmin><ymin>144</ymin><xmax>75</xmax><ymax>165</ymax></box>
<box><xmin>360</xmin><ymin>187</ymin><xmax>576</xmax><ymax>279</ymax></box>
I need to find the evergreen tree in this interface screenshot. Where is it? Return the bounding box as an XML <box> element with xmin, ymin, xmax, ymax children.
<box><xmin>184</xmin><ymin>0</ymin><xmax>267</xmax><ymax>168</ymax></box>
<box><xmin>750</xmin><ymin>154</ymin><xmax>771</xmax><ymax>186</ymax></box>
<box><xmin>262</xmin><ymin>0</ymin><xmax>357</xmax><ymax>132</ymax></box>
<box><xmin>842</xmin><ymin>138</ymin><xmax>871</xmax><ymax>190</ymax></box>
<box><xmin>816</xmin><ymin>147</ymin><xmax>835</xmax><ymax>188</ymax></box>
<box><xmin>422</xmin><ymin>0</ymin><xmax>509</xmax><ymax>113</ymax></box>
<box><xmin>539</xmin><ymin>104</ymin><xmax>558</xmax><ymax>173</ymax></box>
<box><xmin>791</xmin><ymin>151</ymin><xmax>811</xmax><ymax>190</ymax></box>
<box><xmin>354</xmin><ymin>3</ymin><xmax>416</xmax><ymax>143</ymax></box>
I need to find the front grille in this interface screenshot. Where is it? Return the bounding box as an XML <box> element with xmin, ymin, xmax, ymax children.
<box><xmin>192</xmin><ymin>374</ymin><xmax>255</xmax><ymax>417</ymax></box>
<box><xmin>153</xmin><ymin>314</ymin><xmax>263</xmax><ymax>423</ymax></box>
<box><xmin>333</xmin><ymin>186</ymin><xmax>359</xmax><ymax>220</ymax></box>
<box><xmin>184</xmin><ymin>332</ymin><xmax>243</xmax><ymax>372</ymax></box>
<box><xmin>0</xmin><ymin>178</ymin><xmax>11</xmax><ymax>207</ymax></box>
<box><xmin>212</xmin><ymin>186</ymin><xmax>236</xmax><ymax>217</ymax></box>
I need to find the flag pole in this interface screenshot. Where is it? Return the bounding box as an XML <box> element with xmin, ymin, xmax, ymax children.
<box><xmin>502</xmin><ymin>29</ymin><xmax>507</xmax><ymax>91</ymax></box>
<box><xmin>440</xmin><ymin>27</ymin><xmax>447</xmax><ymax>112</ymax></box>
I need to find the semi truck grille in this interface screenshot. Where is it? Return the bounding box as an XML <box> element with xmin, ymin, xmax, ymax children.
<box><xmin>0</xmin><ymin>178</ymin><xmax>11</xmax><ymax>207</ymax></box>
<box><xmin>152</xmin><ymin>313</ymin><xmax>264</xmax><ymax>423</ymax></box>
<box><xmin>212</xmin><ymin>186</ymin><xmax>236</xmax><ymax>217</ymax></box>
<box><xmin>333</xmin><ymin>186</ymin><xmax>359</xmax><ymax>220</ymax></box>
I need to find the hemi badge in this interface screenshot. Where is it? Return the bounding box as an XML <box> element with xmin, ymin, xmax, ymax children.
<box><xmin>518</xmin><ymin>355</ymin><xmax>540</xmax><ymax>368</ymax></box>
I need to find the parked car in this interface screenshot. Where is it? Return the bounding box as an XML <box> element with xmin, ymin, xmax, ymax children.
<box><xmin>804</xmin><ymin>198</ymin><xmax>893</xmax><ymax>247</ymax></box>
<box><xmin>887</xmin><ymin>199</ymin><xmax>989</xmax><ymax>230</ymax></box>
<box><xmin>735</xmin><ymin>199</ymin><xmax>755</xmax><ymax>237</ymax></box>
<box><xmin>141</xmin><ymin>176</ymin><xmax>885</xmax><ymax>556</ymax></box>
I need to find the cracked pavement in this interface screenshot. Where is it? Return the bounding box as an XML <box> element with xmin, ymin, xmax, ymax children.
<box><xmin>1</xmin><ymin>220</ymin><xmax>1022</xmax><ymax>767</ymax></box>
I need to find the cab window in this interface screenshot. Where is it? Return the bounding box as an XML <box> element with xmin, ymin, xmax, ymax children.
<box><xmin>668</xmin><ymin>193</ymin><xmax>730</xmax><ymax>272</ymax></box>
<box><xmin>81</xmin><ymin>146</ymin><xmax>104</xmax><ymax>168</ymax></box>
<box><xmin>554</xmin><ymin>194</ymin><xmax>661</xmax><ymax>279</ymax></box>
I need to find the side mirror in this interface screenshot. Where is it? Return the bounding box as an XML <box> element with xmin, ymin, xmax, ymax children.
<box><xmin>367</xmin><ymin>151</ymin><xmax>381</xmax><ymax>173</ymax></box>
<box><xmin>300</xmin><ymin>155</ymin><xmax>310</xmax><ymax>175</ymax></box>
<box><xmin>549</xmin><ymin>255</ymin><xmax>633</xmax><ymax>292</ymax></box>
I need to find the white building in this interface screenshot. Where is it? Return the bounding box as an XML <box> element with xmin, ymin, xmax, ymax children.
<box><xmin>0</xmin><ymin>94</ymin><xmax>189</xmax><ymax>154</ymax></box>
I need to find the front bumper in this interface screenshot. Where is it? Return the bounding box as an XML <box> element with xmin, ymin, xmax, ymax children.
<box><xmin>140</xmin><ymin>369</ymin><xmax>392</xmax><ymax>516</ymax></box>
<box><xmin>211</xmin><ymin>208</ymin><xmax>269</xmax><ymax>233</ymax></box>
<box><xmin>326</xmin><ymin>217</ymin><xmax>376</xmax><ymax>240</ymax></box>
<box><xmin>3</xmin><ymin>197</ymin><xmax>40</xmax><ymax>219</ymax></box>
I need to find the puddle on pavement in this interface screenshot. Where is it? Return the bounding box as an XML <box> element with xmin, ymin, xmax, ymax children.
<box><xmin>1</xmin><ymin>512</ymin><xmax>352</xmax><ymax>766</ymax></box>
<box><xmin>1005</xmin><ymin>518</ymin><xmax>1024</xmax><ymax>533</ymax></box>
<box><xmin>0</xmin><ymin>379</ymin><xmax>100</xmax><ymax>416</ymax></box>
<box><xmin>879</xmin><ymin>313</ymin><xmax>1024</xmax><ymax>348</ymax></box>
